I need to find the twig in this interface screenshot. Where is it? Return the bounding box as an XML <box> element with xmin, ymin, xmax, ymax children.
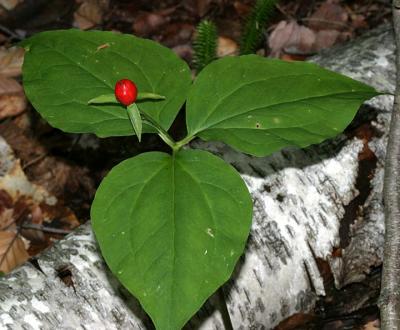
<box><xmin>300</xmin><ymin>17</ymin><xmax>349</xmax><ymax>29</ymax></box>
<box><xmin>274</xmin><ymin>4</ymin><xmax>294</xmax><ymax>20</ymax></box>
<box><xmin>0</xmin><ymin>24</ymin><xmax>23</xmax><ymax>40</ymax></box>
<box><xmin>20</xmin><ymin>223</ymin><xmax>72</xmax><ymax>235</ymax></box>
<box><xmin>375</xmin><ymin>0</ymin><xmax>392</xmax><ymax>7</ymax></box>
<box><xmin>379</xmin><ymin>1</ymin><xmax>400</xmax><ymax>328</ymax></box>
<box><xmin>216</xmin><ymin>287</ymin><xmax>233</xmax><ymax>330</ymax></box>
<box><xmin>22</xmin><ymin>153</ymin><xmax>47</xmax><ymax>170</ymax></box>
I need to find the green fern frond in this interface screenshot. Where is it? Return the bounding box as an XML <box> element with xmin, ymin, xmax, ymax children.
<box><xmin>240</xmin><ymin>0</ymin><xmax>277</xmax><ymax>55</ymax></box>
<box><xmin>193</xmin><ymin>20</ymin><xmax>218</xmax><ymax>72</ymax></box>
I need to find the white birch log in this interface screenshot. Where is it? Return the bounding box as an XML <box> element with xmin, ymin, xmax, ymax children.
<box><xmin>0</xmin><ymin>24</ymin><xmax>395</xmax><ymax>329</ymax></box>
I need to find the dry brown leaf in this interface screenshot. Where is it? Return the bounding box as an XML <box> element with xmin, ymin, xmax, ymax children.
<box><xmin>0</xmin><ymin>209</ymin><xmax>14</xmax><ymax>231</ymax></box>
<box><xmin>161</xmin><ymin>23</ymin><xmax>194</xmax><ymax>48</ymax></box>
<box><xmin>275</xmin><ymin>313</ymin><xmax>315</xmax><ymax>330</ymax></box>
<box><xmin>0</xmin><ymin>230</ymin><xmax>29</xmax><ymax>273</ymax></box>
<box><xmin>132</xmin><ymin>6</ymin><xmax>177</xmax><ymax>37</ymax></box>
<box><xmin>0</xmin><ymin>47</ymin><xmax>25</xmax><ymax>78</ymax></box>
<box><xmin>307</xmin><ymin>2</ymin><xmax>349</xmax><ymax>31</ymax></box>
<box><xmin>197</xmin><ymin>0</ymin><xmax>213</xmax><ymax>17</ymax></box>
<box><xmin>233</xmin><ymin>1</ymin><xmax>251</xmax><ymax>16</ymax></box>
<box><xmin>268</xmin><ymin>20</ymin><xmax>316</xmax><ymax>57</ymax></box>
<box><xmin>217</xmin><ymin>36</ymin><xmax>239</xmax><ymax>57</ymax></box>
<box><xmin>172</xmin><ymin>45</ymin><xmax>193</xmax><ymax>63</ymax></box>
<box><xmin>351</xmin><ymin>13</ymin><xmax>368</xmax><ymax>30</ymax></box>
<box><xmin>0</xmin><ymin>189</ymin><xmax>13</xmax><ymax>210</ymax></box>
<box><xmin>0</xmin><ymin>77</ymin><xmax>26</xmax><ymax>119</ymax></box>
<box><xmin>73</xmin><ymin>0</ymin><xmax>109</xmax><ymax>30</ymax></box>
<box><xmin>133</xmin><ymin>12</ymin><xmax>167</xmax><ymax>36</ymax></box>
<box><xmin>363</xmin><ymin>319</ymin><xmax>380</xmax><ymax>330</ymax></box>
<box><xmin>268</xmin><ymin>20</ymin><xmax>342</xmax><ymax>57</ymax></box>
<box><xmin>0</xmin><ymin>0</ymin><xmax>22</xmax><ymax>11</ymax></box>
<box><xmin>0</xmin><ymin>157</ymin><xmax>56</xmax><ymax>206</ymax></box>
<box><xmin>280</xmin><ymin>53</ymin><xmax>308</xmax><ymax>61</ymax></box>
<box><xmin>314</xmin><ymin>29</ymin><xmax>341</xmax><ymax>50</ymax></box>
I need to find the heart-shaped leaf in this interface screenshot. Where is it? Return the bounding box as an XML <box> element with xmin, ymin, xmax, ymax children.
<box><xmin>186</xmin><ymin>55</ymin><xmax>380</xmax><ymax>156</ymax></box>
<box><xmin>91</xmin><ymin>149</ymin><xmax>252</xmax><ymax>329</ymax></box>
<box><xmin>21</xmin><ymin>29</ymin><xmax>191</xmax><ymax>137</ymax></box>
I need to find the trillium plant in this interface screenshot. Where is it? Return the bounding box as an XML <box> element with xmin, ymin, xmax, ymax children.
<box><xmin>20</xmin><ymin>29</ymin><xmax>379</xmax><ymax>329</ymax></box>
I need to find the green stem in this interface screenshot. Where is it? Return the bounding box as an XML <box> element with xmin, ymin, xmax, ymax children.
<box><xmin>175</xmin><ymin>135</ymin><xmax>195</xmax><ymax>149</ymax></box>
<box><xmin>140</xmin><ymin>112</ymin><xmax>177</xmax><ymax>150</ymax></box>
<box><xmin>137</xmin><ymin>109</ymin><xmax>195</xmax><ymax>153</ymax></box>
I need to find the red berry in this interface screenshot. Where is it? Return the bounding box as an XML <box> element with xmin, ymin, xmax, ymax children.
<box><xmin>114</xmin><ymin>79</ymin><xmax>138</xmax><ymax>106</ymax></box>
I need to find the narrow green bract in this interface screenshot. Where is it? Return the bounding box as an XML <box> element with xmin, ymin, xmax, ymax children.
<box><xmin>88</xmin><ymin>92</ymin><xmax>166</xmax><ymax>105</ymax></box>
<box><xmin>186</xmin><ymin>55</ymin><xmax>380</xmax><ymax>156</ymax></box>
<box><xmin>127</xmin><ymin>103</ymin><xmax>142</xmax><ymax>141</ymax></box>
<box><xmin>91</xmin><ymin>150</ymin><xmax>252</xmax><ymax>329</ymax></box>
<box><xmin>21</xmin><ymin>29</ymin><xmax>191</xmax><ymax>137</ymax></box>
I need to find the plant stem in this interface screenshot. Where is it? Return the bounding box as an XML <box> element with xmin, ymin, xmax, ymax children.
<box><xmin>379</xmin><ymin>1</ymin><xmax>400</xmax><ymax>328</ymax></box>
<box><xmin>139</xmin><ymin>111</ymin><xmax>195</xmax><ymax>152</ymax></box>
<box><xmin>140</xmin><ymin>112</ymin><xmax>177</xmax><ymax>150</ymax></box>
<box><xmin>175</xmin><ymin>135</ymin><xmax>195</xmax><ymax>150</ymax></box>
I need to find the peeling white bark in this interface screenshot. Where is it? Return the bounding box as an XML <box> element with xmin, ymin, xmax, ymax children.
<box><xmin>0</xmin><ymin>24</ymin><xmax>395</xmax><ymax>329</ymax></box>
<box><xmin>194</xmin><ymin>138</ymin><xmax>363</xmax><ymax>328</ymax></box>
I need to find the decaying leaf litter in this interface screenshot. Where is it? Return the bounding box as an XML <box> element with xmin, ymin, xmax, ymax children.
<box><xmin>0</xmin><ymin>0</ymin><xmax>392</xmax><ymax>328</ymax></box>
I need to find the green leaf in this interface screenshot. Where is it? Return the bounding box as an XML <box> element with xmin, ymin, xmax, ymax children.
<box><xmin>91</xmin><ymin>149</ymin><xmax>252</xmax><ymax>329</ymax></box>
<box><xmin>127</xmin><ymin>103</ymin><xmax>142</xmax><ymax>142</ymax></box>
<box><xmin>186</xmin><ymin>55</ymin><xmax>380</xmax><ymax>156</ymax></box>
<box><xmin>21</xmin><ymin>29</ymin><xmax>191</xmax><ymax>137</ymax></box>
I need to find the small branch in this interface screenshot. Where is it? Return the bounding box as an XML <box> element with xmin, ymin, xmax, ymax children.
<box><xmin>379</xmin><ymin>1</ymin><xmax>400</xmax><ymax>329</ymax></box>
<box><xmin>0</xmin><ymin>24</ymin><xmax>23</xmax><ymax>40</ymax></box>
<box><xmin>139</xmin><ymin>112</ymin><xmax>183</xmax><ymax>152</ymax></box>
<box><xmin>22</xmin><ymin>153</ymin><xmax>47</xmax><ymax>170</ymax></box>
<box><xmin>216</xmin><ymin>287</ymin><xmax>233</xmax><ymax>330</ymax></box>
<box><xmin>175</xmin><ymin>135</ymin><xmax>195</xmax><ymax>150</ymax></box>
<box><xmin>300</xmin><ymin>17</ymin><xmax>349</xmax><ymax>29</ymax></box>
<box><xmin>20</xmin><ymin>223</ymin><xmax>72</xmax><ymax>235</ymax></box>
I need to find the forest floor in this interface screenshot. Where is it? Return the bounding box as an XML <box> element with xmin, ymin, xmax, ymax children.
<box><xmin>0</xmin><ymin>0</ymin><xmax>392</xmax><ymax>329</ymax></box>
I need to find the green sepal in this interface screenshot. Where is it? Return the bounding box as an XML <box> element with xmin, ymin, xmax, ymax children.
<box><xmin>127</xmin><ymin>103</ymin><xmax>142</xmax><ymax>142</ymax></box>
<box><xmin>138</xmin><ymin>92</ymin><xmax>166</xmax><ymax>101</ymax></box>
<box><xmin>88</xmin><ymin>94</ymin><xmax>117</xmax><ymax>104</ymax></box>
<box><xmin>88</xmin><ymin>92</ymin><xmax>166</xmax><ymax>105</ymax></box>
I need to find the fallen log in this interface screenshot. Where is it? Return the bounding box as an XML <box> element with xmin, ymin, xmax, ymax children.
<box><xmin>0</xmin><ymin>24</ymin><xmax>395</xmax><ymax>329</ymax></box>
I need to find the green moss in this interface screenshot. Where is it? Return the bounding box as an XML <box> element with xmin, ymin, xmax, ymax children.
<box><xmin>240</xmin><ymin>0</ymin><xmax>278</xmax><ymax>55</ymax></box>
<box><xmin>193</xmin><ymin>20</ymin><xmax>218</xmax><ymax>72</ymax></box>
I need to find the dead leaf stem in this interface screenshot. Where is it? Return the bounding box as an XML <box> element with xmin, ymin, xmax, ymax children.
<box><xmin>379</xmin><ymin>1</ymin><xmax>400</xmax><ymax>328</ymax></box>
